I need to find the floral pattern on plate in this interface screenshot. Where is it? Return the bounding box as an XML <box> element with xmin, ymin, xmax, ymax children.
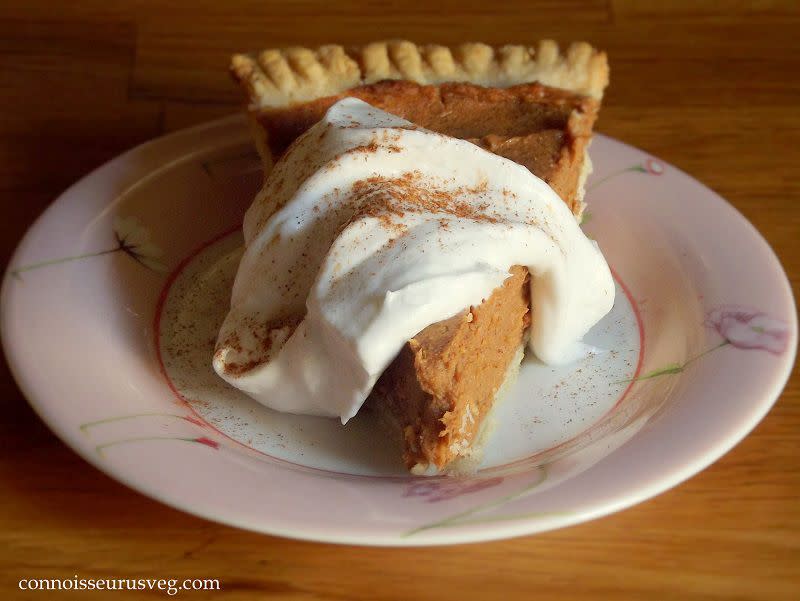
<box><xmin>10</xmin><ymin>216</ymin><xmax>166</xmax><ymax>277</ymax></box>
<box><xmin>623</xmin><ymin>306</ymin><xmax>791</xmax><ymax>384</ymax></box>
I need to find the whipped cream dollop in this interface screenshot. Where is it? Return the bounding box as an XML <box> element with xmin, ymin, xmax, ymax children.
<box><xmin>213</xmin><ymin>98</ymin><xmax>614</xmax><ymax>422</ymax></box>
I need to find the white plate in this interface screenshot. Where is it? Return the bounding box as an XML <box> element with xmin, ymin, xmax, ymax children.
<box><xmin>2</xmin><ymin>116</ymin><xmax>795</xmax><ymax>545</ymax></box>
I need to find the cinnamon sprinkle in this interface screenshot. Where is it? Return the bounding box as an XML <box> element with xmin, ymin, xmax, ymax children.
<box><xmin>218</xmin><ymin>314</ymin><xmax>302</xmax><ymax>376</ymax></box>
<box><xmin>350</xmin><ymin>171</ymin><xmax>501</xmax><ymax>230</ymax></box>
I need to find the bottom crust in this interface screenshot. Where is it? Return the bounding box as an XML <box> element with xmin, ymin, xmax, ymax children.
<box><xmin>574</xmin><ymin>142</ymin><xmax>593</xmax><ymax>219</ymax></box>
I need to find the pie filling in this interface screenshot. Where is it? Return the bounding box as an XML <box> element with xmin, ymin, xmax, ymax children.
<box><xmin>252</xmin><ymin>80</ymin><xmax>598</xmax><ymax>214</ymax></box>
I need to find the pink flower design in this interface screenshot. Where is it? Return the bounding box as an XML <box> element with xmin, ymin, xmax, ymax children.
<box><xmin>403</xmin><ymin>476</ymin><xmax>503</xmax><ymax>503</ymax></box>
<box><xmin>644</xmin><ymin>158</ymin><xmax>664</xmax><ymax>175</ymax></box>
<box><xmin>706</xmin><ymin>306</ymin><xmax>790</xmax><ymax>355</ymax></box>
<box><xmin>194</xmin><ymin>437</ymin><xmax>220</xmax><ymax>449</ymax></box>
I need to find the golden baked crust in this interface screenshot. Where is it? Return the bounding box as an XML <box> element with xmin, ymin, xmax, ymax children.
<box><xmin>231</xmin><ymin>40</ymin><xmax>609</xmax><ymax>108</ymax></box>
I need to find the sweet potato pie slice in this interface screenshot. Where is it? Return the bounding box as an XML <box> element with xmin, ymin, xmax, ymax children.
<box><xmin>230</xmin><ymin>40</ymin><xmax>608</xmax><ymax>473</ymax></box>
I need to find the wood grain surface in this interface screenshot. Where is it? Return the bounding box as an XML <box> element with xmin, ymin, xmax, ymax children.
<box><xmin>1</xmin><ymin>2</ymin><xmax>798</xmax><ymax>599</ymax></box>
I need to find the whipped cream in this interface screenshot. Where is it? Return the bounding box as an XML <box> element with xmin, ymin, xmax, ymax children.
<box><xmin>213</xmin><ymin>98</ymin><xmax>614</xmax><ymax>422</ymax></box>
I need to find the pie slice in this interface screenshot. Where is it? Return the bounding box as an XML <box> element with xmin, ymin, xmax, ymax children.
<box><xmin>230</xmin><ymin>40</ymin><xmax>608</xmax><ymax>473</ymax></box>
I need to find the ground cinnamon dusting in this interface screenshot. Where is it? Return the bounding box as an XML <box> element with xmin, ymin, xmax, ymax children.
<box><xmin>350</xmin><ymin>171</ymin><xmax>501</xmax><ymax>235</ymax></box>
<box><xmin>349</xmin><ymin>142</ymin><xmax>379</xmax><ymax>155</ymax></box>
<box><xmin>218</xmin><ymin>315</ymin><xmax>302</xmax><ymax>376</ymax></box>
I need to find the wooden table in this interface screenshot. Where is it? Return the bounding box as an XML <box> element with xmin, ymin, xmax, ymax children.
<box><xmin>1</xmin><ymin>2</ymin><xmax>798</xmax><ymax>599</ymax></box>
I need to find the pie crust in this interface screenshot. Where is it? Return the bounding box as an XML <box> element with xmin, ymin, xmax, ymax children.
<box><xmin>231</xmin><ymin>40</ymin><xmax>608</xmax><ymax>108</ymax></box>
